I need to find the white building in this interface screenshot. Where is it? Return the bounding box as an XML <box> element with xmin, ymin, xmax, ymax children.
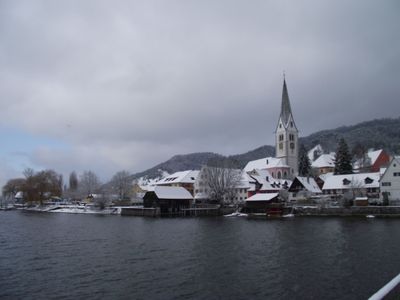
<box><xmin>288</xmin><ymin>176</ymin><xmax>322</xmax><ymax>202</ymax></box>
<box><xmin>244</xmin><ymin>157</ymin><xmax>291</xmax><ymax>179</ymax></box>
<box><xmin>322</xmin><ymin>172</ymin><xmax>380</xmax><ymax>201</ymax></box>
<box><xmin>380</xmin><ymin>156</ymin><xmax>400</xmax><ymax>205</ymax></box>
<box><xmin>155</xmin><ymin>170</ymin><xmax>200</xmax><ymax>196</ymax></box>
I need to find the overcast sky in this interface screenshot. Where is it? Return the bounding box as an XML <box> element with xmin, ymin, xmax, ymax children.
<box><xmin>0</xmin><ymin>0</ymin><xmax>399</xmax><ymax>186</ymax></box>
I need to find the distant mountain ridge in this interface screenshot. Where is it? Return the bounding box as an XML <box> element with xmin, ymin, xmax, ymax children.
<box><xmin>132</xmin><ymin>117</ymin><xmax>400</xmax><ymax>180</ymax></box>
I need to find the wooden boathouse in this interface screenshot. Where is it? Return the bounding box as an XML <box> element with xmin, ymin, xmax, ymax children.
<box><xmin>243</xmin><ymin>192</ymin><xmax>284</xmax><ymax>217</ymax></box>
<box><xmin>143</xmin><ymin>186</ymin><xmax>193</xmax><ymax>216</ymax></box>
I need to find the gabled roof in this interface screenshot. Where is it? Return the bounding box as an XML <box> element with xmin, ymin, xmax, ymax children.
<box><xmin>155</xmin><ymin>170</ymin><xmax>199</xmax><ymax>185</ymax></box>
<box><xmin>368</xmin><ymin>149</ymin><xmax>383</xmax><ymax>165</ymax></box>
<box><xmin>291</xmin><ymin>177</ymin><xmax>322</xmax><ymax>193</ymax></box>
<box><xmin>322</xmin><ymin>172</ymin><xmax>380</xmax><ymax>190</ymax></box>
<box><xmin>244</xmin><ymin>157</ymin><xmax>289</xmax><ymax>172</ymax></box>
<box><xmin>153</xmin><ymin>186</ymin><xmax>193</xmax><ymax>200</ymax></box>
<box><xmin>318</xmin><ymin>172</ymin><xmax>334</xmax><ymax>182</ymax></box>
<box><xmin>312</xmin><ymin>153</ymin><xmax>335</xmax><ymax>168</ymax></box>
<box><xmin>308</xmin><ymin>144</ymin><xmax>323</xmax><ymax>162</ymax></box>
<box><xmin>247</xmin><ymin>169</ymin><xmax>291</xmax><ymax>191</ymax></box>
<box><xmin>246</xmin><ymin>192</ymin><xmax>279</xmax><ymax>202</ymax></box>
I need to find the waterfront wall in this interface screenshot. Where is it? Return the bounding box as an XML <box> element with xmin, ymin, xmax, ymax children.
<box><xmin>296</xmin><ymin>206</ymin><xmax>400</xmax><ymax>217</ymax></box>
<box><xmin>121</xmin><ymin>207</ymin><xmax>160</xmax><ymax>217</ymax></box>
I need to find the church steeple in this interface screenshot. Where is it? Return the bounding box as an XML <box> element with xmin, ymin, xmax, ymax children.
<box><xmin>275</xmin><ymin>77</ymin><xmax>299</xmax><ymax>178</ymax></box>
<box><xmin>280</xmin><ymin>78</ymin><xmax>293</xmax><ymax>127</ymax></box>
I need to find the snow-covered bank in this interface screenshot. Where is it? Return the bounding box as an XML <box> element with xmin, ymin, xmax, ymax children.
<box><xmin>22</xmin><ymin>205</ymin><xmax>121</xmax><ymax>215</ymax></box>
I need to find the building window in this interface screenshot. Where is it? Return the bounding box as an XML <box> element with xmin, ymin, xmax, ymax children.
<box><xmin>364</xmin><ymin>177</ymin><xmax>373</xmax><ymax>184</ymax></box>
<box><xmin>290</xmin><ymin>121</ymin><xmax>293</xmax><ymax>127</ymax></box>
<box><xmin>279</xmin><ymin>143</ymin><xmax>283</xmax><ymax>150</ymax></box>
<box><xmin>343</xmin><ymin>178</ymin><xmax>351</xmax><ymax>185</ymax></box>
<box><xmin>382</xmin><ymin>182</ymin><xmax>392</xmax><ymax>187</ymax></box>
<box><xmin>279</xmin><ymin>134</ymin><xmax>284</xmax><ymax>141</ymax></box>
<box><xmin>289</xmin><ymin>134</ymin><xmax>294</xmax><ymax>141</ymax></box>
<box><xmin>394</xmin><ymin>172</ymin><xmax>400</xmax><ymax>176</ymax></box>
<box><xmin>290</xmin><ymin>142</ymin><xmax>295</xmax><ymax>149</ymax></box>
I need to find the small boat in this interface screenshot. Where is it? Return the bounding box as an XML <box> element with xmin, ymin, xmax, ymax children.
<box><xmin>366</xmin><ymin>215</ymin><xmax>375</xmax><ymax>218</ymax></box>
<box><xmin>283</xmin><ymin>213</ymin><xmax>295</xmax><ymax>218</ymax></box>
<box><xmin>224</xmin><ymin>211</ymin><xmax>248</xmax><ymax>217</ymax></box>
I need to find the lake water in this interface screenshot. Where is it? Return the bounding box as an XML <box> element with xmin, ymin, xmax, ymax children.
<box><xmin>1</xmin><ymin>211</ymin><xmax>399</xmax><ymax>299</ymax></box>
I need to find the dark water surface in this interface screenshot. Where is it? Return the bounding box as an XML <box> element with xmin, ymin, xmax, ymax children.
<box><xmin>1</xmin><ymin>211</ymin><xmax>399</xmax><ymax>299</ymax></box>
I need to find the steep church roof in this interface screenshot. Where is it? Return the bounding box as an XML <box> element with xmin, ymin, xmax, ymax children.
<box><xmin>277</xmin><ymin>78</ymin><xmax>298</xmax><ymax>130</ymax></box>
<box><xmin>280</xmin><ymin>78</ymin><xmax>293</xmax><ymax>126</ymax></box>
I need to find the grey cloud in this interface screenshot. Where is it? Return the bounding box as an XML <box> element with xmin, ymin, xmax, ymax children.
<box><xmin>0</xmin><ymin>0</ymin><xmax>399</xmax><ymax>183</ymax></box>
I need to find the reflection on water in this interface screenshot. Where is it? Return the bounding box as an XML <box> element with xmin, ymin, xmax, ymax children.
<box><xmin>0</xmin><ymin>212</ymin><xmax>399</xmax><ymax>299</ymax></box>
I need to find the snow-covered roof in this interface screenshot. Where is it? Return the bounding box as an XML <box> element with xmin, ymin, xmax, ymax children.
<box><xmin>236</xmin><ymin>172</ymin><xmax>251</xmax><ymax>189</ymax></box>
<box><xmin>368</xmin><ymin>149</ymin><xmax>383</xmax><ymax>165</ymax></box>
<box><xmin>247</xmin><ymin>169</ymin><xmax>291</xmax><ymax>191</ymax></box>
<box><xmin>153</xmin><ymin>186</ymin><xmax>193</xmax><ymax>199</ymax></box>
<box><xmin>312</xmin><ymin>153</ymin><xmax>335</xmax><ymax>168</ymax></box>
<box><xmin>322</xmin><ymin>172</ymin><xmax>380</xmax><ymax>190</ymax></box>
<box><xmin>318</xmin><ymin>172</ymin><xmax>334</xmax><ymax>182</ymax></box>
<box><xmin>246</xmin><ymin>192</ymin><xmax>279</xmax><ymax>202</ymax></box>
<box><xmin>353</xmin><ymin>149</ymin><xmax>386</xmax><ymax>170</ymax></box>
<box><xmin>293</xmin><ymin>177</ymin><xmax>322</xmax><ymax>193</ymax></box>
<box><xmin>244</xmin><ymin>157</ymin><xmax>289</xmax><ymax>172</ymax></box>
<box><xmin>308</xmin><ymin>144</ymin><xmax>323</xmax><ymax>162</ymax></box>
<box><xmin>156</xmin><ymin>170</ymin><xmax>200</xmax><ymax>185</ymax></box>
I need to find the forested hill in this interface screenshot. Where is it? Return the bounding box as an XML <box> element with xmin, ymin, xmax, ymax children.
<box><xmin>299</xmin><ymin>117</ymin><xmax>400</xmax><ymax>154</ymax></box>
<box><xmin>132</xmin><ymin>117</ymin><xmax>400</xmax><ymax>180</ymax></box>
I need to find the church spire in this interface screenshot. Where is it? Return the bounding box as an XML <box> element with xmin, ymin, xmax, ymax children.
<box><xmin>280</xmin><ymin>77</ymin><xmax>293</xmax><ymax>126</ymax></box>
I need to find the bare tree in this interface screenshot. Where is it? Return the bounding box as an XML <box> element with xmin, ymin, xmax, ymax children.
<box><xmin>79</xmin><ymin>170</ymin><xmax>101</xmax><ymax>197</ymax></box>
<box><xmin>110</xmin><ymin>170</ymin><xmax>132</xmax><ymax>200</ymax></box>
<box><xmin>16</xmin><ymin>169</ymin><xmax>63</xmax><ymax>205</ymax></box>
<box><xmin>201</xmin><ymin>158</ymin><xmax>242</xmax><ymax>205</ymax></box>
<box><xmin>2</xmin><ymin>178</ymin><xmax>25</xmax><ymax>198</ymax></box>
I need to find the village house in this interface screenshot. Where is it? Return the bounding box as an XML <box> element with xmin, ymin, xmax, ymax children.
<box><xmin>288</xmin><ymin>176</ymin><xmax>322</xmax><ymax>202</ymax></box>
<box><xmin>311</xmin><ymin>153</ymin><xmax>335</xmax><ymax>175</ymax></box>
<box><xmin>244</xmin><ymin>157</ymin><xmax>292</xmax><ymax>180</ymax></box>
<box><xmin>380</xmin><ymin>156</ymin><xmax>400</xmax><ymax>205</ymax></box>
<box><xmin>353</xmin><ymin>149</ymin><xmax>391</xmax><ymax>173</ymax></box>
<box><xmin>155</xmin><ymin>170</ymin><xmax>199</xmax><ymax>196</ymax></box>
<box><xmin>246</xmin><ymin>169</ymin><xmax>291</xmax><ymax>198</ymax></box>
<box><xmin>322</xmin><ymin>172</ymin><xmax>381</xmax><ymax>203</ymax></box>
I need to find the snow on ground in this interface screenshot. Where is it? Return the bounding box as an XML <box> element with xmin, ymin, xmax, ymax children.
<box><xmin>22</xmin><ymin>205</ymin><xmax>120</xmax><ymax>215</ymax></box>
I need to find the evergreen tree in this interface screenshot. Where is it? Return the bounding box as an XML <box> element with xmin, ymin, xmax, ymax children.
<box><xmin>334</xmin><ymin>138</ymin><xmax>353</xmax><ymax>175</ymax></box>
<box><xmin>298</xmin><ymin>144</ymin><xmax>311</xmax><ymax>176</ymax></box>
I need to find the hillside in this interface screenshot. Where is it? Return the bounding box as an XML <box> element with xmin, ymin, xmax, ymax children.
<box><xmin>300</xmin><ymin>117</ymin><xmax>400</xmax><ymax>154</ymax></box>
<box><xmin>132</xmin><ymin>117</ymin><xmax>400</xmax><ymax>180</ymax></box>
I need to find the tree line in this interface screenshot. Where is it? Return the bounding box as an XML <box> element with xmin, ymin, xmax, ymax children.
<box><xmin>2</xmin><ymin>169</ymin><xmax>134</xmax><ymax>204</ymax></box>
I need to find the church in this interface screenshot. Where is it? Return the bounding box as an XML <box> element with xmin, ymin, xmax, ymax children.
<box><xmin>244</xmin><ymin>78</ymin><xmax>299</xmax><ymax>180</ymax></box>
